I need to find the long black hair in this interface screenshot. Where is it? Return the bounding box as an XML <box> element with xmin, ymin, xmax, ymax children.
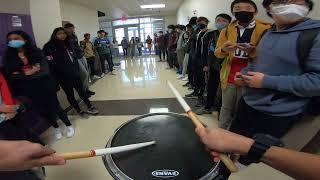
<box><xmin>47</xmin><ymin>27</ymin><xmax>71</xmax><ymax>49</ymax></box>
<box><xmin>3</xmin><ymin>30</ymin><xmax>40</xmax><ymax>74</ymax></box>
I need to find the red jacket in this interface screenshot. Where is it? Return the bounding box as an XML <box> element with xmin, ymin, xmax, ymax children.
<box><xmin>168</xmin><ymin>32</ymin><xmax>178</xmax><ymax>51</ymax></box>
<box><xmin>0</xmin><ymin>72</ymin><xmax>15</xmax><ymax>105</ymax></box>
<box><xmin>157</xmin><ymin>35</ymin><xmax>165</xmax><ymax>48</ymax></box>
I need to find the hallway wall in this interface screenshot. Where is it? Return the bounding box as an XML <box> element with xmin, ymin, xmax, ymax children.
<box><xmin>165</xmin><ymin>15</ymin><xmax>177</xmax><ymax>28</ymax></box>
<box><xmin>30</xmin><ymin>0</ymin><xmax>62</xmax><ymax>48</ymax></box>
<box><xmin>60</xmin><ymin>0</ymin><xmax>99</xmax><ymax>41</ymax></box>
<box><xmin>0</xmin><ymin>0</ymin><xmax>29</xmax><ymax>14</ymax></box>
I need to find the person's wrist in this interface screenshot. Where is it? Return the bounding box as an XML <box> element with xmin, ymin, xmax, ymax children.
<box><xmin>234</xmin><ymin>136</ymin><xmax>254</xmax><ymax>155</ymax></box>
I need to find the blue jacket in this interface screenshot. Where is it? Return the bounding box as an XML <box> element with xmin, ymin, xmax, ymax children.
<box><xmin>94</xmin><ymin>37</ymin><xmax>111</xmax><ymax>55</ymax></box>
<box><xmin>242</xmin><ymin>19</ymin><xmax>320</xmax><ymax>116</ymax></box>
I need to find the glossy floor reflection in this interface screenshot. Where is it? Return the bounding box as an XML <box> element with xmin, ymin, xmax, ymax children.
<box><xmin>46</xmin><ymin>55</ymin><xmax>293</xmax><ymax>180</ymax></box>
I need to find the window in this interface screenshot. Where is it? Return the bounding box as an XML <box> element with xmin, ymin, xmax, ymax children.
<box><xmin>113</xmin><ymin>18</ymin><xmax>139</xmax><ymax>26</ymax></box>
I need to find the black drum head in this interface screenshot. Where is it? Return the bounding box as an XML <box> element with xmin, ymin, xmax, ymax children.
<box><xmin>103</xmin><ymin>113</ymin><xmax>219</xmax><ymax>180</ymax></box>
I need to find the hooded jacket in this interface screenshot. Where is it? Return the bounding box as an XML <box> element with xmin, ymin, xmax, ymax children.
<box><xmin>242</xmin><ymin>19</ymin><xmax>320</xmax><ymax>116</ymax></box>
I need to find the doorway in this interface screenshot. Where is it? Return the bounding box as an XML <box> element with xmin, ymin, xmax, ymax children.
<box><xmin>114</xmin><ymin>25</ymin><xmax>139</xmax><ymax>55</ymax></box>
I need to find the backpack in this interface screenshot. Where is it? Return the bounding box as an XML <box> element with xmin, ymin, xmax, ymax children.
<box><xmin>297</xmin><ymin>28</ymin><xmax>320</xmax><ymax>115</ymax></box>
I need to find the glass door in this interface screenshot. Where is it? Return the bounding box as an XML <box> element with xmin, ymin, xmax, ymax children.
<box><xmin>113</xmin><ymin>25</ymin><xmax>140</xmax><ymax>56</ymax></box>
<box><xmin>114</xmin><ymin>27</ymin><xmax>125</xmax><ymax>54</ymax></box>
<box><xmin>127</xmin><ymin>26</ymin><xmax>139</xmax><ymax>41</ymax></box>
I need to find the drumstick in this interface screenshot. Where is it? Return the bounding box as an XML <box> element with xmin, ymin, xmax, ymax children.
<box><xmin>60</xmin><ymin>141</ymin><xmax>156</xmax><ymax>160</ymax></box>
<box><xmin>167</xmin><ymin>81</ymin><xmax>238</xmax><ymax>173</ymax></box>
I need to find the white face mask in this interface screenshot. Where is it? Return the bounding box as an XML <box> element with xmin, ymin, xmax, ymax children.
<box><xmin>271</xmin><ymin>4</ymin><xmax>309</xmax><ymax>20</ymax></box>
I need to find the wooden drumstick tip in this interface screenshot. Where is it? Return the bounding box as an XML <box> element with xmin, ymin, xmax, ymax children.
<box><xmin>219</xmin><ymin>154</ymin><xmax>238</xmax><ymax>173</ymax></box>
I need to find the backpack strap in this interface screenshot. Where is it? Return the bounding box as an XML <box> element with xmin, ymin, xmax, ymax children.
<box><xmin>297</xmin><ymin>28</ymin><xmax>320</xmax><ymax>70</ymax></box>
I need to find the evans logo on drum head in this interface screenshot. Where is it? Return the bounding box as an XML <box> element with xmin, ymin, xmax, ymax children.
<box><xmin>152</xmin><ymin>170</ymin><xmax>180</xmax><ymax>178</ymax></box>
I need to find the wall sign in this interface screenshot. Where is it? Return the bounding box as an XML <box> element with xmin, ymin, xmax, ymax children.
<box><xmin>11</xmin><ymin>15</ymin><xmax>22</xmax><ymax>27</ymax></box>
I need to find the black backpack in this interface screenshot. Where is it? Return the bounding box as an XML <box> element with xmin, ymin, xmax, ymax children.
<box><xmin>297</xmin><ymin>28</ymin><xmax>320</xmax><ymax>115</ymax></box>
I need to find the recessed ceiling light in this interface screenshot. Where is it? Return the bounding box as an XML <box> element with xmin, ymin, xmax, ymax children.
<box><xmin>153</xmin><ymin>19</ymin><xmax>164</xmax><ymax>21</ymax></box>
<box><xmin>141</xmin><ymin>4</ymin><xmax>166</xmax><ymax>9</ymax></box>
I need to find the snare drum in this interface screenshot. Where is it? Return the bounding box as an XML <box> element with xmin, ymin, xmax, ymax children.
<box><xmin>103</xmin><ymin>113</ymin><xmax>220</xmax><ymax>180</ymax></box>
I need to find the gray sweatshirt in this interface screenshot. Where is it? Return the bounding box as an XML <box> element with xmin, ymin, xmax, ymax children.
<box><xmin>242</xmin><ymin>19</ymin><xmax>320</xmax><ymax>116</ymax></box>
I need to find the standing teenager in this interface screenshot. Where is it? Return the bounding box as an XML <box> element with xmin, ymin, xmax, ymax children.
<box><xmin>3</xmin><ymin>30</ymin><xmax>75</xmax><ymax>140</ymax></box>
<box><xmin>196</xmin><ymin>14</ymin><xmax>232</xmax><ymax>115</ymax></box>
<box><xmin>64</xmin><ymin>23</ymin><xmax>95</xmax><ymax>96</ymax></box>
<box><xmin>95</xmin><ymin>30</ymin><xmax>115</xmax><ymax>75</ymax></box>
<box><xmin>43</xmin><ymin>28</ymin><xmax>99</xmax><ymax>118</ymax></box>
<box><xmin>215</xmin><ymin>0</ymin><xmax>271</xmax><ymax>129</ymax></box>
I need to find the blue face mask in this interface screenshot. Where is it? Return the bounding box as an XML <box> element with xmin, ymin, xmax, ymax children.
<box><xmin>8</xmin><ymin>40</ymin><xmax>25</xmax><ymax>48</ymax></box>
<box><xmin>215</xmin><ymin>22</ymin><xmax>227</xmax><ymax>30</ymax></box>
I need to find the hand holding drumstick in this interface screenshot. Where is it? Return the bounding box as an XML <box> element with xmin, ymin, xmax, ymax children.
<box><xmin>167</xmin><ymin>81</ymin><xmax>238</xmax><ymax>172</ymax></box>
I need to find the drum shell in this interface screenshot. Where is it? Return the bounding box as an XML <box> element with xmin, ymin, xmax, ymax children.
<box><xmin>103</xmin><ymin>113</ymin><xmax>220</xmax><ymax>180</ymax></box>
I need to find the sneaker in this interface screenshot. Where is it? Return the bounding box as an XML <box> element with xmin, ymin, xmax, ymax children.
<box><xmin>177</xmin><ymin>75</ymin><xmax>184</xmax><ymax>79</ymax></box>
<box><xmin>196</xmin><ymin>97</ymin><xmax>205</xmax><ymax>107</ymax></box>
<box><xmin>78</xmin><ymin>110</ymin><xmax>89</xmax><ymax>119</ymax></box>
<box><xmin>87</xmin><ymin>107</ymin><xmax>99</xmax><ymax>115</ymax></box>
<box><xmin>188</xmin><ymin>87</ymin><xmax>194</xmax><ymax>91</ymax></box>
<box><xmin>55</xmin><ymin>128</ymin><xmax>63</xmax><ymax>140</ymax></box>
<box><xmin>195</xmin><ymin>108</ymin><xmax>212</xmax><ymax>115</ymax></box>
<box><xmin>94</xmin><ymin>75</ymin><xmax>102</xmax><ymax>79</ymax></box>
<box><xmin>101</xmin><ymin>73</ymin><xmax>106</xmax><ymax>77</ymax></box>
<box><xmin>182</xmin><ymin>77</ymin><xmax>188</xmax><ymax>81</ymax></box>
<box><xmin>87</xmin><ymin>90</ymin><xmax>95</xmax><ymax>96</ymax></box>
<box><xmin>66</xmin><ymin>126</ymin><xmax>75</xmax><ymax>138</ymax></box>
<box><xmin>185</xmin><ymin>92</ymin><xmax>198</xmax><ymax>98</ymax></box>
<box><xmin>183</xmin><ymin>82</ymin><xmax>190</xmax><ymax>87</ymax></box>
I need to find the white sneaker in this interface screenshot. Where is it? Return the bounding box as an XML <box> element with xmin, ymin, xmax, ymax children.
<box><xmin>101</xmin><ymin>73</ymin><xmax>105</xmax><ymax>77</ymax></box>
<box><xmin>55</xmin><ymin>128</ymin><xmax>63</xmax><ymax>140</ymax></box>
<box><xmin>93</xmin><ymin>75</ymin><xmax>102</xmax><ymax>79</ymax></box>
<box><xmin>182</xmin><ymin>77</ymin><xmax>188</xmax><ymax>81</ymax></box>
<box><xmin>177</xmin><ymin>75</ymin><xmax>184</xmax><ymax>79</ymax></box>
<box><xmin>66</xmin><ymin>126</ymin><xmax>75</xmax><ymax>138</ymax></box>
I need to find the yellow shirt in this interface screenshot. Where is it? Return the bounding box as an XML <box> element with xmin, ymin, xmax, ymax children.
<box><xmin>215</xmin><ymin>19</ymin><xmax>272</xmax><ymax>90</ymax></box>
<box><xmin>83</xmin><ymin>41</ymin><xmax>95</xmax><ymax>58</ymax></box>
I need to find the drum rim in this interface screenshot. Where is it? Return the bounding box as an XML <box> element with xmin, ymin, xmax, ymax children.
<box><xmin>102</xmin><ymin>113</ymin><xmax>220</xmax><ymax>180</ymax></box>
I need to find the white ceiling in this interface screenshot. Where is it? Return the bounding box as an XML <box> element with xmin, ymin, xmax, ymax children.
<box><xmin>66</xmin><ymin>0</ymin><xmax>184</xmax><ymax>19</ymax></box>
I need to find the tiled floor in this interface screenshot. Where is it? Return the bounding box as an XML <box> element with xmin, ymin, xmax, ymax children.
<box><xmin>45</xmin><ymin>56</ymin><xmax>293</xmax><ymax>180</ymax></box>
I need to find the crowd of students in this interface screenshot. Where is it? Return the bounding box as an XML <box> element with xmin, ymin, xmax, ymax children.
<box><xmin>0</xmin><ymin>0</ymin><xmax>320</xmax><ymax>179</ymax></box>
<box><xmin>0</xmin><ymin>22</ymin><xmax>125</xmax><ymax>178</ymax></box>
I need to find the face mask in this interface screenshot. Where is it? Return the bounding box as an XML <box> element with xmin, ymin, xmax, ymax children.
<box><xmin>8</xmin><ymin>40</ymin><xmax>26</xmax><ymax>48</ymax></box>
<box><xmin>197</xmin><ymin>24</ymin><xmax>207</xmax><ymax>30</ymax></box>
<box><xmin>215</xmin><ymin>22</ymin><xmax>227</xmax><ymax>30</ymax></box>
<box><xmin>168</xmin><ymin>29</ymin><xmax>173</xmax><ymax>33</ymax></box>
<box><xmin>271</xmin><ymin>4</ymin><xmax>309</xmax><ymax>20</ymax></box>
<box><xmin>235</xmin><ymin>11</ymin><xmax>254</xmax><ymax>23</ymax></box>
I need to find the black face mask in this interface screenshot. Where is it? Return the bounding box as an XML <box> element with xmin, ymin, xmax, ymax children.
<box><xmin>235</xmin><ymin>11</ymin><xmax>254</xmax><ymax>24</ymax></box>
<box><xmin>197</xmin><ymin>23</ymin><xmax>207</xmax><ymax>31</ymax></box>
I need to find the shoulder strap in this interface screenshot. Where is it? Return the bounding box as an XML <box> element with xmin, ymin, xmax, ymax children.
<box><xmin>297</xmin><ymin>28</ymin><xmax>320</xmax><ymax>70</ymax></box>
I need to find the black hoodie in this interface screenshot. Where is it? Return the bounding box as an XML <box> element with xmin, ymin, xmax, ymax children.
<box><xmin>43</xmin><ymin>40</ymin><xmax>80</xmax><ymax>82</ymax></box>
